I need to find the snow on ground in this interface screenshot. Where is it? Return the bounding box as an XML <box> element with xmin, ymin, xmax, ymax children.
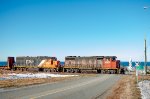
<box><xmin>138</xmin><ymin>80</ymin><xmax>150</xmax><ymax>99</ymax></box>
<box><xmin>0</xmin><ymin>73</ymin><xmax>78</xmax><ymax>80</ymax></box>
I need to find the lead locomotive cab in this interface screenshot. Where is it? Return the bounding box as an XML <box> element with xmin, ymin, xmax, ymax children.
<box><xmin>102</xmin><ymin>56</ymin><xmax>120</xmax><ymax>74</ymax></box>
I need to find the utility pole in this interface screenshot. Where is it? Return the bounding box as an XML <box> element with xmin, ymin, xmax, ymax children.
<box><xmin>143</xmin><ymin>6</ymin><xmax>149</xmax><ymax>75</ymax></box>
<box><xmin>144</xmin><ymin>37</ymin><xmax>147</xmax><ymax>75</ymax></box>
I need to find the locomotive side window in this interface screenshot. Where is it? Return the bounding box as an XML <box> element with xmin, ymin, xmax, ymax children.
<box><xmin>97</xmin><ymin>58</ymin><xmax>101</xmax><ymax>60</ymax></box>
<box><xmin>112</xmin><ymin>57</ymin><xmax>116</xmax><ymax>61</ymax></box>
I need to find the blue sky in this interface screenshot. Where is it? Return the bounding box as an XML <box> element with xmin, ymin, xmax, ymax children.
<box><xmin>0</xmin><ymin>0</ymin><xmax>150</xmax><ymax>61</ymax></box>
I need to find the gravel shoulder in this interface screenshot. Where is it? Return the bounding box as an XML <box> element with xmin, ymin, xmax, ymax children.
<box><xmin>105</xmin><ymin>75</ymin><xmax>141</xmax><ymax>99</ymax></box>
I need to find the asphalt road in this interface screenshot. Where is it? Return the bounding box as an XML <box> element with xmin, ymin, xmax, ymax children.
<box><xmin>0</xmin><ymin>74</ymin><xmax>121</xmax><ymax>99</ymax></box>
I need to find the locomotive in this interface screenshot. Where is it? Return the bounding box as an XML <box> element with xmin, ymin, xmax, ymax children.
<box><xmin>14</xmin><ymin>56</ymin><xmax>60</xmax><ymax>72</ymax></box>
<box><xmin>0</xmin><ymin>57</ymin><xmax>15</xmax><ymax>70</ymax></box>
<box><xmin>64</xmin><ymin>56</ymin><xmax>120</xmax><ymax>73</ymax></box>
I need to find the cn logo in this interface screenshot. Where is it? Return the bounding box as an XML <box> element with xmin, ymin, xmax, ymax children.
<box><xmin>26</xmin><ymin>60</ymin><xmax>34</xmax><ymax>65</ymax></box>
<box><xmin>105</xmin><ymin>61</ymin><xmax>110</xmax><ymax>64</ymax></box>
<box><xmin>105</xmin><ymin>59</ymin><xmax>110</xmax><ymax>64</ymax></box>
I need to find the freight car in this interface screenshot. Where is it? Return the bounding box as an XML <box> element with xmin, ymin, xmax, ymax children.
<box><xmin>14</xmin><ymin>56</ymin><xmax>60</xmax><ymax>72</ymax></box>
<box><xmin>64</xmin><ymin>56</ymin><xmax>120</xmax><ymax>73</ymax></box>
<box><xmin>0</xmin><ymin>57</ymin><xmax>15</xmax><ymax>70</ymax></box>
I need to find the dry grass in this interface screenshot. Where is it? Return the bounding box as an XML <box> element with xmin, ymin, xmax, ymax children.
<box><xmin>0</xmin><ymin>74</ymin><xmax>97</xmax><ymax>88</ymax></box>
<box><xmin>0</xmin><ymin>77</ymin><xmax>80</xmax><ymax>88</ymax></box>
<box><xmin>0</xmin><ymin>70</ymin><xmax>98</xmax><ymax>88</ymax></box>
<box><xmin>139</xmin><ymin>74</ymin><xmax>150</xmax><ymax>81</ymax></box>
<box><xmin>0</xmin><ymin>74</ymin><xmax>98</xmax><ymax>88</ymax></box>
<box><xmin>0</xmin><ymin>69</ymin><xmax>30</xmax><ymax>74</ymax></box>
<box><xmin>106</xmin><ymin>75</ymin><xmax>141</xmax><ymax>99</ymax></box>
<box><xmin>0</xmin><ymin>69</ymin><xmax>82</xmax><ymax>88</ymax></box>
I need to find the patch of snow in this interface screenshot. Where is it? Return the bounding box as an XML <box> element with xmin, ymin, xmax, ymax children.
<box><xmin>0</xmin><ymin>73</ymin><xmax>78</xmax><ymax>80</ymax></box>
<box><xmin>138</xmin><ymin>80</ymin><xmax>150</xmax><ymax>99</ymax></box>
